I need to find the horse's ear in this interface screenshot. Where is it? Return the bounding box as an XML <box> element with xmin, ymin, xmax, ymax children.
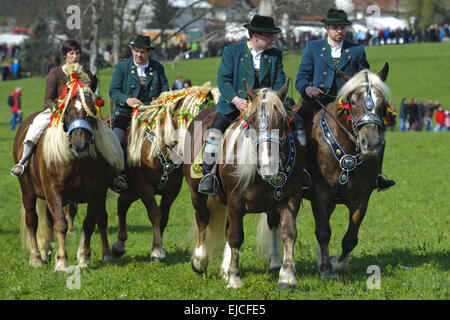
<box><xmin>243</xmin><ymin>79</ymin><xmax>255</xmax><ymax>101</ymax></box>
<box><xmin>337</xmin><ymin>69</ymin><xmax>352</xmax><ymax>82</ymax></box>
<box><xmin>277</xmin><ymin>78</ymin><xmax>290</xmax><ymax>101</ymax></box>
<box><xmin>82</xmin><ymin>65</ymin><xmax>98</xmax><ymax>92</ymax></box>
<box><xmin>377</xmin><ymin>62</ymin><xmax>389</xmax><ymax>82</ymax></box>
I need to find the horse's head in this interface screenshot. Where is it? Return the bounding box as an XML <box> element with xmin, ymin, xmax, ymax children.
<box><xmin>61</xmin><ymin>64</ymin><xmax>99</xmax><ymax>158</ymax></box>
<box><xmin>243</xmin><ymin>79</ymin><xmax>290</xmax><ymax>180</ymax></box>
<box><xmin>338</xmin><ymin>63</ymin><xmax>391</xmax><ymax>156</ymax></box>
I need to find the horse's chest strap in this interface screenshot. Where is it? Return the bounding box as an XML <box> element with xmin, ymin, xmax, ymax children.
<box><xmin>320</xmin><ymin>111</ymin><xmax>366</xmax><ymax>185</ymax></box>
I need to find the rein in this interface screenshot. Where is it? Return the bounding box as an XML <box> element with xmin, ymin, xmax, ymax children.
<box><xmin>314</xmin><ymin>98</ymin><xmax>358</xmax><ymax>144</ymax></box>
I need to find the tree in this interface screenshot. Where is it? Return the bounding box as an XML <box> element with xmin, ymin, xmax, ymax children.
<box><xmin>19</xmin><ymin>19</ymin><xmax>53</xmax><ymax>76</ymax></box>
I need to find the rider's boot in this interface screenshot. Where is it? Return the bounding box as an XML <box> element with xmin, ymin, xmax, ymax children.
<box><xmin>377</xmin><ymin>140</ymin><xmax>396</xmax><ymax>192</ymax></box>
<box><xmin>10</xmin><ymin>141</ymin><xmax>35</xmax><ymax>177</ymax></box>
<box><xmin>198</xmin><ymin>133</ymin><xmax>221</xmax><ymax>195</ymax></box>
<box><xmin>292</xmin><ymin>113</ymin><xmax>312</xmax><ymax>189</ymax></box>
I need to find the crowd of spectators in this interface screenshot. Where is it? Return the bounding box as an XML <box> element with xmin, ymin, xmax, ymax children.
<box><xmin>396</xmin><ymin>98</ymin><xmax>449</xmax><ymax>132</ymax></box>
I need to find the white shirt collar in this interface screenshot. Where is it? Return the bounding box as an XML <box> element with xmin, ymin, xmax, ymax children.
<box><xmin>133</xmin><ymin>59</ymin><xmax>149</xmax><ymax>77</ymax></box>
<box><xmin>247</xmin><ymin>41</ymin><xmax>263</xmax><ymax>70</ymax></box>
<box><xmin>328</xmin><ymin>39</ymin><xmax>343</xmax><ymax>58</ymax></box>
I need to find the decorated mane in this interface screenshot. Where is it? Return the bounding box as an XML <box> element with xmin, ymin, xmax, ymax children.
<box><xmin>128</xmin><ymin>82</ymin><xmax>216</xmax><ymax>166</ymax></box>
<box><xmin>42</xmin><ymin>63</ymin><xmax>123</xmax><ymax>171</ymax></box>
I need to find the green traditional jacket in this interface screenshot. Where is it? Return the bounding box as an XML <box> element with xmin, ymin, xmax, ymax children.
<box><xmin>109</xmin><ymin>57</ymin><xmax>169</xmax><ymax>112</ymax></box>
<box><xmin>216</xmin><ymin>41</ymin><xmax>286</xmax><ymax>114</ymax></box>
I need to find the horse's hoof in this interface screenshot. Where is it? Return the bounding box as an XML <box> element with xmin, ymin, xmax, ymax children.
<box><xmin>150</xmin><ymin>256</ymin><xmax>164</xmax><ymax>262</ymax></box>
<box><xmin>320</xmin><ymin>269</ymin><xmax>339</xmax><ymax>280</ymax></box>
<box><xmin>54</xmin><ymin>261</ymin><xmax>68</xmax><ymax>273</ymax></box>
<box><xmin>191</xmin><ymin>260</ymin><xmax>205</xmax><ymax>275</ymax></box>
<box><xmin>278</xmin><ymin>282</ymin><xmax>296</xmax><ymax>291</ymax></box>
<box><xmin>330</xmin><ymin>255</ymin><xmax>348</xmax><ymax>272</ymax></box>
<box><xmin>102</xmin><ymin>252</ymin><xmax>112</xmax><ymax>262</ymax></box>
<box><xmin>226</xmin><ymin>276</ymin><xmax>243</xmax><ymax>289</ymax></box>
<box><xmin>30</xmin><ymin>258</ymin><xmax>43</xmax><ymax>268</ymax></box>
<box><xmin>269</xmin><ymin>266</ymin><xmax>281</xmax><ymax>273</ymax></box>
<box><xmin>111</xmin><ymin>241</ymin><xmax>125</xmax><ymax>259</ymax></box>
<box><xmin>150</xmin><ymin>248</ymin><xmax>166</xmax><ymax>262</ymax></box>
<box><xmin>78</xmin><ymin>260</ymin><xmax>89</xmax><ymax>268</ymax></box>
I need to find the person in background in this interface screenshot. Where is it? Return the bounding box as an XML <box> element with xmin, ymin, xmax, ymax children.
<box><xmin>445</xmin><ymin>109</ymin><xmax>450</xmax><ymax>131</ymax></box>
<box><xmin>183</xmin><ymin>79</ymin><xmax>192</xmax><ymax>88</ymax></box>
<box><xmin>9</xmin><ymin>87</ymin><xmax>22</xmax><ymax>131</ymax></box>
<box><xmin>407</xmin><ymin>97</ymin><xmax>418</xmax><ymax>131</ymax></box>
<box><xmin>399</xmin><ymin>97</ymin><xmax>408</xmax><ymax>132</ymax></box>
<box><xmin>172</xmin><ymin>74</ymin><xmax>183</xmax><ymax>90</ymax></box>
<box><xmin>416</xmin><ymin>99</ymin><xmax>425</xmax><ymax>131</ymax></box>
<box><xmin>433</xmin><ymin>106</ymin><xmax>445</xmax><ymax>132</ymax></box>
<box><xmin>424</xmin><ymin>99</ymin><xmax>435</xmax><ymax>131</ymax></box>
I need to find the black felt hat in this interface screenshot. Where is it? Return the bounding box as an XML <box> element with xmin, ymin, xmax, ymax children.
<box><xmin>243</xmin><ymin>15</ymin><xmax>281</xmax><ymax>34</ymax></box>
<box><xmin>129</xmin><ymin>34</ymin><xmax>154</xmax><ymax>49</ymax></box>
<box><xmin>321</xmin><ymin>9</ymin><xmax>352</xmax><ymax>25</ymax></box>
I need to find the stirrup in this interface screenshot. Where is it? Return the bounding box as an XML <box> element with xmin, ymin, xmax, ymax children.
<box><xmin>377</xmin><ymin>172</ymin><xmax>395</xmax><ymax>192</ymax></box>
<box><xmin>198</xmin><ymin>173</ymin><xmax>219</xmax><ymax>195</ymax></box>
<box><xmin>10</xmin><ymin>163</ymin><xmax>26</xmax><ymax>177</ymax></box>
<box><xmin>113</xmin><ymin>175</ymin><xmax>128</xmax><ymax>193</ymax></box>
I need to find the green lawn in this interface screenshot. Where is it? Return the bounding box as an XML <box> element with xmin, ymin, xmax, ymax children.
<box><xmin>0</xmin><ymin>42</ymin><xmax>448</xmax><ymax>300</ymax></box>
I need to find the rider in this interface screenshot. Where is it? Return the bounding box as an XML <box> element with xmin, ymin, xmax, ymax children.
<box><xmin>295</xmin><ymin>8</ymin><xmax>395</xmax><ymax>191</ymax></box>
<box><xmin>109</xmin><ymin>34</ymin><xmax>169</xmax><ymax>184</ymax></box>
<box><xmin>198</xmin><ymin>15</ymin><xmax>311</xmax><ymax>195</ymax></box>
<box><xmin>10</xmin><ymin>40</ymin><xmax>127</xmax><ymax>192</ymax></box>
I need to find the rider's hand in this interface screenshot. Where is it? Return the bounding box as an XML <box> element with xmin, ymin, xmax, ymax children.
<box><xmin>126</xmin><ymin>97</ymin><xmax>142</xmax><ymax>107</ymax></box>
<box><xmin>305</xmin><ymin>86</ymin><xmax>324</xmax><ymax>98</ymax></box>
<box><xmin>232</xmin><ymin>97</ymin><xmax>248</xmax><ymax>111</ymax></box>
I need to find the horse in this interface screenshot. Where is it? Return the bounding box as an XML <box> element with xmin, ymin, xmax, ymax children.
<box><xmin>184</xmin><ymin>79</ymin><xmax>305</xmax><ymax>289</ymax></box>
<box><xmin>262</xmin><ymin>63</ymin><xmax>392</xmax><ymax>279</ymax></box>
<box><xmin>110</xmin><ymin>84</ymin><xmax>218</xmax><ymax>261</ymax></box>
<box><xmin>14</xmin><ymin>64</ymin><xmax>124</xmax><ymax>271</ymax></box>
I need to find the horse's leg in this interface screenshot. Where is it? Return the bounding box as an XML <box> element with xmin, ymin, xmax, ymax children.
<box><xmin>23</xmin><ymin>195</ymin><xmax>42</xmax><ymax>267</ymax></box>
<box><xmin>96</xmin><ymin>196</ymin><xmax>111</xmax><ymax>262</ymax></box>
<box><xmin>45</xmin><ymin>191</ymin><xmax>68</xmax><ymax>272</ymax></box>
<box><xmin>190</xmin><ymin>192</ymin><xmax>210</xmax><ymax>274</ymax></box>
<box><xmin>64</xmin><ymin>203</ymin><xmax>78</xmax><ymax>234</ymax></box>
<box><xmin>111</xmin><ymin>193</ymin><xmax>138</xmax><ymax>258</ymax></box>
<box><xmin>224</xmin><ymin>200</ymin><xmax>245</xmax><ymax>289</ymax></box>
<box><xmin>311</xmin><ymin>196</ymin><xmax>337</xmax><ymax>279</ymax></box>
<box><xmin>277</xmin><ymin>198</ymin><xmax>300</xmax><ymax>289</ymax></box>
<box><xmin>159</xmin><ymin>178</ymin><xmax>182</xmax><ymax>238</ymax></box>
<box><xmin>267</xmin><ymin>211</ymin><xmax>282</xmax><ymax>272</ymax></box>
<box><xmin>137</xmin><ymin>186</ymin><xmax>165</xmax><ymax>262</ymax></box>
<box><xmin>331</xmin><ymin>202</ymin><xmax>368</xmax><ymax>272</ymax></box>
<box><xmin>77</xmin><ymin>200</ymin><xmax>99</xmax><ymax>268</ymax></box>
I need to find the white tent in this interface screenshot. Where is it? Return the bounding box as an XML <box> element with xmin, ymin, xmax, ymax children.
<box><xmin>366</xmin><ymin>16</ymin><xmax>408</xmax><ymax>30</ymax></box>
<box><xmin>0</xmin><ymin>34</ymin><xmax>29</xmax><ymax>45</ymax></box>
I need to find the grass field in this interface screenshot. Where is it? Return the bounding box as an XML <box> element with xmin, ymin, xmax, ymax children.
<box><xmin>0</xmin><ymin>42</ymin><xmax>448</xmax><ymax>300</ymax></box>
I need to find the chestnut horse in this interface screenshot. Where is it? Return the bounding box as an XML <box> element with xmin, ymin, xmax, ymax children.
<box><xmin>184</xmin><ymin>80</ymin><xmax>305</xmax><ymax>289</ymax></box>
<box><xmin>110</xmin><ymin>85</ymin><xmax>217</xmax><ymax>261</ymax></box>
<box><xmin>263</xmin><ymin>63</ymin><xmax>392</xmax><ymax>279</ymax></box>
<box><xmin>15</xmin><ymin>64</ymin><xmax>124</xmax><ymax>271</ymax></box>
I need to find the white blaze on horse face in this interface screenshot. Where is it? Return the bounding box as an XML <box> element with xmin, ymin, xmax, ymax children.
<box><xmin>75</xmin><ymin>100</ymin><xmax>82</xmax><ymax>111</ymax></box>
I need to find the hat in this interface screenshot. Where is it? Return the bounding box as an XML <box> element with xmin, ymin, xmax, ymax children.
<box><xmin>129</xmin><ymin>35</ymin><xmax>154</xmax><ymax>49</ymax></box>
<box><xmin>243</xmin><ymin>15</ymin><xmax>281</xmax><ymax>34</ymax></box>
<box><xmin>321</xmin><ymin>9</ymin><xmax>352</xmax><ymax>25</ymax></box>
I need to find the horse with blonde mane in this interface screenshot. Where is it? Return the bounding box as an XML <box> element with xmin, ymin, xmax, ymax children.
<box><xmin>110</xmin><ymin>84</ymin><xmax>217</xmax><ymax>261</ymax></box>
<box><xmin>262</xmin><ymin>63</ymin><xmax>393</xmax><ymax>279</ymax></box>
<box><xmin>184</xmin><ymin>79</ymin><xmax>306</xmax><ymax>289</ymax></box>
<box><xmin>14</xmin><ymin>64</ymin><xmax>124</xmax><ymax>271</ymax></box>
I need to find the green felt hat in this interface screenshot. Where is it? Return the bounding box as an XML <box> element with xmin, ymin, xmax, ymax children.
<box><xmin>243</xmin><ymin>15</ymin><xmax>281</xmax><ymax>34</ymax></box>
<box><xmin>321</xmin><ymin>9</ymin><xmax>352</xmax><ymax>25</ymax></box>
<box><xmin>129</xmin><ymin>34</ymin><xmax>154</xmax><ymax>49</ymax></box>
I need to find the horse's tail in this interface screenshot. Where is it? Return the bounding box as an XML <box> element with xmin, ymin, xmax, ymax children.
<box><xmin>20</xmin><ymin>199</ymin><xmax>54</xmax><ymax>262</ymax></box>
<box><xmin>204</xmin><ymin>196</ymin><xmax>227</xmax><ymax>262</ymax></box>
<box><xmin>256</xmin><ymin>213</ymin><xmax>280</xmax><ymax>258</ymax></box>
